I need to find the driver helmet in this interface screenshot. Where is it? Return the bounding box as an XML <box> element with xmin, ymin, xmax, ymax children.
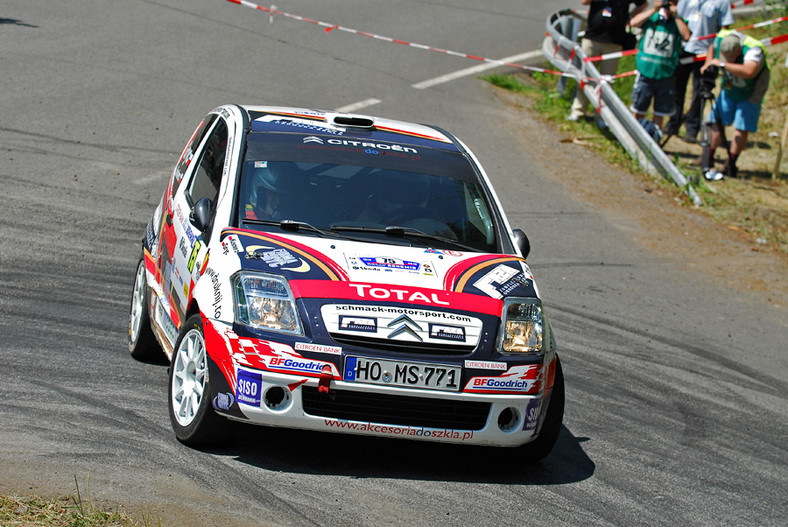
<box><xmin>248</xmin><ymin>161</ymin><xmax>304</xmax><ymax>219</ymax></box>
<box><xmin>252</xmin><ymin>161</ymin><xmax>302</xmax><ymax>194</ymax></box>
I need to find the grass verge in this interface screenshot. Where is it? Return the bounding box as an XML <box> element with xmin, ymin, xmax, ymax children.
<box><xmin>483</xmin><ymin>9</ymin><xmax>788</xmax><ymax>254</ymax></box>
<box><xmin>0</xmin><ymin>476</ymin><xmax>156</xmax><ymax>527</ymax></box>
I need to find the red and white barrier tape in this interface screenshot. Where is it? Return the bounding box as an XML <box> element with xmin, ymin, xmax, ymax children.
<box><xmin>584</xmin><ymin>48</ymin><xmax>637</xmax><ymax>63</ymax></box>
<box><xmin>574</xmin><ymin>0</ymin><xmax>756</xmax><ymax>17</ymax></box>
<box><xmin>226</xmin><ymin>0</ymin><xmax>785</xmax><ymax>91</ymax></box>
<box><xmin>586</xmin><ymin>15</ymin><xmax>788</xmax><ymax>63</ymax></box>
<box><xmin>226</xmin><ymin>0</ymin><xmax>580</xmax><ymax>79</ymax></box>
<box><xmin>614</xmin><ymin>32</ymin><xmax>788</xmax><ymax>77</ymax></box>
<box><xmin>680</xmin><ymin>14</ymin><xmax>788</xmax><ymax>45</ymax></box>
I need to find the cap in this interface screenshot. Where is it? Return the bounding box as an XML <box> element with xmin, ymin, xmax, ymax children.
<box><xmin>720</xmin><ymin>34</ymin><xmax>742</xmax><ymax>59</ymax></box>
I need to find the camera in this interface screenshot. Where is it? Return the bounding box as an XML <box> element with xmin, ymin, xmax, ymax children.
<box><xmin>657</xmin><ymin>0</ymin><xmax>673</xmax><ymax>22</ymax></box>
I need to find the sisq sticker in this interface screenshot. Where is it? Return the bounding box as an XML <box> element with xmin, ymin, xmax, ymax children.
<box><xmin>236</xmin><ymin>369</ymin><xmax>262</xmax><ymax>406</ymax></box>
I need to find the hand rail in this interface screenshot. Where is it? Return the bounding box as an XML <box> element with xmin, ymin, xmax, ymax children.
<box><xmin>544</xmin><ymin>10</ymin><xmax>703</xmax><ymax>206</ymax></box>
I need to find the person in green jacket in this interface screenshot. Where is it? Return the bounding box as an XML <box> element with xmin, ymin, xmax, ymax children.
<box><xmin>629</xmin><ymin>0</ymin><xmax>691</xmax><ymax>131</ymax></box>
<box><xmin>700</xmin><ymin>30</ymin><xmax>770</xmax><ymax>178</ymax></box>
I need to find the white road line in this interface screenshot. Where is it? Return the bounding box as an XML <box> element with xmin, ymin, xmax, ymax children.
<box><xmin>411</xmin><ymin>50</ymin><xmax>543</xmax><ymax>89</ymax></box>
<box><xmin>334</xmin><ymin>98</ymin><xmax>382</xmax><ymax>113</ymax></box>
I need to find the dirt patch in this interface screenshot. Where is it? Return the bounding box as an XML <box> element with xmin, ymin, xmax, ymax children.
<box><xmin>661</xmin><ymin>126</ymin><xmax>788</xmax><ymax>255</ymax></box>
<box><xmin>493</xmin><ymin>87</ymin><xmax>787</xmax><ymax>308</ymax></box>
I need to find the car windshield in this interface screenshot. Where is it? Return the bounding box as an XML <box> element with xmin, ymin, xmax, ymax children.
<box><xmin>236</xmin><ymin>132</ymin><xmax>500</xmax><ymax>253</ymax></box>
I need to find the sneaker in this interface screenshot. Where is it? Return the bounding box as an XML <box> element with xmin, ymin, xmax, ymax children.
<box><xmin>683</xmin><ymin>135</ymin><xmax>698</xmax><ymax>144</ymax></box>
<box><xmin>566</xmin><ymin>113</ymin><xmax>584</xmax><ymax>122</ymax></box>
<box><xmin>704</xmin><ymin>169</ymin><xmax>724</xmax><ymax>181</ymax></box>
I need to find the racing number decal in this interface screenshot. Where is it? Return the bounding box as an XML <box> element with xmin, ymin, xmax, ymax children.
<box><xmin>188</xmin><ymin>240</ymin><xmax>202</xmax><ymax>273</ymax></box>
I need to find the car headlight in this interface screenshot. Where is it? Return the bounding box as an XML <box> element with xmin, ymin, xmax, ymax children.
<box><xmin>233</xmin><ymin>272</ymin><xmax>302</xmax><ymax>335</ymax></box>
<box><xmin>499</xmin><ymin>298</ymin><xmax>544</xmax><ymax>353</ymax></box>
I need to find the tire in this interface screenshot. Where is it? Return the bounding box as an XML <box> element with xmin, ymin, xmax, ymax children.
<box><xmin>128</xmin><ymin>256</ymin><xmax>160</xmax><ymax>361</ymax></box>
<box><xmin>168</xmin><ymin>314</ymin><xmax>226</xmax><ymax>446</ymax></box>
<box><xmin>521</xmin><ymin>356</ymin><xmax>565</xmax><ymax>462</ymax></box>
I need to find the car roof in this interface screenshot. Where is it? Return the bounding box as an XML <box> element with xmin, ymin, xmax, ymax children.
<box><xmin>236</xmin><ymin>105</ymin><xmax>462</xmax><ymax>153</ymax></box>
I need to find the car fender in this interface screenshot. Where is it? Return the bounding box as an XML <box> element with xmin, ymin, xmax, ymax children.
<box><xmin>190</xmin><ymin>237</ymin><xmax>241</xmax><ymax>326</ymax></box>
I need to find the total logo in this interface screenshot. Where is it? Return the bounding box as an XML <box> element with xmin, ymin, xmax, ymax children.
<box><xmin>348</xmin><ymin>283</ymin><xmax>449</xmax><ymax>306</ymax></box>
<box><xmin>302</xmin><ymin>136</ymin><xmax>418</xmax><ymax>153</ymax></box>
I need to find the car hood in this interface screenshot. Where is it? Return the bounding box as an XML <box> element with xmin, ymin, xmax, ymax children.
<box><xmin>220</xmin><ymin>228</ymin><xmax>538</xmax><ymax>316</ymax></box>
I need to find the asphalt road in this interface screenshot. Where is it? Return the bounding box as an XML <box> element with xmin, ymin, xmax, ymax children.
<box><xmin>1</xmin><ymin>1</ymin><xmax>786</xmax><ymax>526</ymax></box>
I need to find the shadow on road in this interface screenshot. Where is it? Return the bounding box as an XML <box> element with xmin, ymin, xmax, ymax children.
<box><xmin>210</xmin><ymin>423</ymin><xmax>595</xmax><ymax>485</ymax></box>
<box><xmin>0</xmin><ymin>18</ymin><xmax>38</xmax><ymax>28</ymax></box>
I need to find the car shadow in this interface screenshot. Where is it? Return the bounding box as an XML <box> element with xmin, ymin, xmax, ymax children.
<box><xmin>209</xmin><ymin>423</ymin><xmax>595</xmax><ymax>485</ymax></box>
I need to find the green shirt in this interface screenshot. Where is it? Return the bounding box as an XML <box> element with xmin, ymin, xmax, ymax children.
<box><xmin>713</xmin><ymin>29</ymin><xmax>770</xmax><ymax>104</ymax></box>
<box><xmin>636</xmin><ymin>13</ymin><xmax>682</xmax><ymax>80</ymax></box>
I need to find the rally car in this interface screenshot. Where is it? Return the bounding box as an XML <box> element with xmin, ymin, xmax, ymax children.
<box><xmin>128</xmin><ymin>105</ymin><xmax>564</xmax><ymax>459</ymax></box>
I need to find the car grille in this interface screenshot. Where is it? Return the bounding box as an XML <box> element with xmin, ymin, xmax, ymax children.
<box><xmin>328</xmin><ymin>333</ymin><xmax>475</xmax><ymax>356</ymax></box>
<box><xmin>301</xmin><ymin>386</ymin><xmax>490</xmax><ymax>430</ymax></box>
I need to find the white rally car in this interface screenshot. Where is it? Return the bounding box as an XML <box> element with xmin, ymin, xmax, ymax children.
<box><xmin>128</xmin><ymin>105</ymin><xmax>563</xmax><ymax>459</ymax></box>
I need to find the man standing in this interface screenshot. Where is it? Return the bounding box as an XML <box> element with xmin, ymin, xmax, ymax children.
<box><xmin>568</xmin><ymin>0</ymin><xmax>648</xmax><ymax>122</ymax></box>
<box><xmin>665</xmin><ymin>0</ymin><xmax>733</xmax><ymax>142</ymax></box>
<box><xmin>629</xmin><ymin>1</ymin><xmax>690</xmax><ymax>131</ymax></box>
<box><xmin>700</xmin><ymin>31</ymin><xmax>770</xmax><ymax>178</ymax></box>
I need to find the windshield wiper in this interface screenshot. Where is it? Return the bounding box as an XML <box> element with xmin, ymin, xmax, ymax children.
<box><xmin>329</xmin><ymin>224</ymin><xmax>479</xmax><ymax>252</ymax></box>
<box><xmin>242</xmin><ymin>218</ymin><xmax>343</xmax><ymax>239</ymax></box>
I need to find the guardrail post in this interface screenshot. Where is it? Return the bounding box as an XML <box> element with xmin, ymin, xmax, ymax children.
<box><xmin>556</xmin><ymin>16</ymin><xmax>580</xmax><ymax>96</ymax></box>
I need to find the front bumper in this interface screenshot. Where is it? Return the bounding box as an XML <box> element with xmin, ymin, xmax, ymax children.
<box><xmin>208</xmin><ymin>360</ymin><xmax>546</xmax><ymax>447</ymax></box>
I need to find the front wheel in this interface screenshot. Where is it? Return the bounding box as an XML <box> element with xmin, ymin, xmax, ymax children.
<box><xmin>168</xmin><ymin>314</ymin><xmax>226</xmax><ymax>446</ymax></box>
<box><xmin>128</xmin><ymin>256</ymin><xmax>160</xmax><ymax>361</ymax></box>
<box><xmin>520</xmin><ymin>356</ymin><xmax>565</xmax><ymax>462</ymax></box>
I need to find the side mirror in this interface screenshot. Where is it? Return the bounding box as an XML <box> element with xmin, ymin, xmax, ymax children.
<box><xmin>189</xmin><ymin>197</ymin><xmax>215</xmax><ymax>243</ymax></box>
<box><xmin>512</xmin><ymin>229</ymin><xmax>530</xmax><ymax>259</ymax></box>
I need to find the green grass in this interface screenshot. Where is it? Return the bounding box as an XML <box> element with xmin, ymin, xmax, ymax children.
<box><xmin>0</xmin><ymin>476</ymin><xmax>157</xmax><ymax>527</ymax></box>
<box><xmin>483</xmin><ymin>62</ymin><xmax>650</xmax><ymax>174</ymax></box>
<box><xmin>482</xmin><ymin>9</ymin><xmax>788</xmax><ymax>252</ymax></box>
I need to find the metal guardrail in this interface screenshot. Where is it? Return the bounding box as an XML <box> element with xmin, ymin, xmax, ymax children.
<box><xmin>543</xmin><ymin>9</ymin><xmax>703</xmax><ymax>206</ymax></box>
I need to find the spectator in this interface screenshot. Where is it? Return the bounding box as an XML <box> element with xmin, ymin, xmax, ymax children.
<box><xmin>700</xmin><ymin>30</ymin><xmax>770</xmax><ymax>178</ymax></box>
<box><xmin>629</xmin><ymin>1</ymin><xmax>690</xmax><ymax>131</ymax></box>
<box><xmin>664</xmin><ymin>0</ymin><xmax>733</xmax><ymax>142</ymax></box>
<box><xmin>568</xmin><ymin>0</ymin><xmax>648</xmax><ymax>121</ymax></box>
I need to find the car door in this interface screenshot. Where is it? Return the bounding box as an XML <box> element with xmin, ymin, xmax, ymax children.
<box><xmin>161</xmin><ymin>115</ymin><xmax>230</xmax><ymax>335</ymax></box>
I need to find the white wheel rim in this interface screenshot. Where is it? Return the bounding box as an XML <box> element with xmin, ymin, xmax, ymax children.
<box><xmin>129</xmin><ymin>262</ymin><xmax>146</xmax><ymax>343</ymax></box>
<box><xmin>171</xmin><ymin>328</ymin><xmax>208</xmax><ymax>427</ymax></box>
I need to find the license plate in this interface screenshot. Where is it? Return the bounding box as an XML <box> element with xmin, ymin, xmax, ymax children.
<box><xmin>344</xmin><ymin>356</ymin><xmax>461</xmax><ymax>392</ymax></box>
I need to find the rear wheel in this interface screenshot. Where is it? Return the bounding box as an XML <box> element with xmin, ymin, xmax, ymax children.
<box><xmin>169</xmin><ymin>314</ymin><xmax>226</xmax><ymax>446</ymax></box>
<box><xmin>128</xmin><ymin>257</ymin><xmax>159</xmax><ymax>360</ymax></box>
<box><xmin>521</xmin><ymin>356</ymin><xmax>565</xmax><ymax>462</ymax></box>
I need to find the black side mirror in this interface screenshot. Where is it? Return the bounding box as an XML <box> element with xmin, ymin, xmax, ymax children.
<box><xmin>190</xmin><ymin>197</ymin><xmax>215</xmax><ymax>243</ymax></box>
<box><xmin>512</xmin><ymin>229</ymin><xmax>530</xmax><ymax>259</ymax></box>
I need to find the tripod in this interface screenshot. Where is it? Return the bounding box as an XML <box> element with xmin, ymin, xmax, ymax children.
<box><xmin>699</xmin><ymin>89</ymin><xmax>716</xmax><ymax>173</ymax></box>
<box><xmin>661</xmin><ymin>64</ymin><xmax>719</xmax><ymax>148</ymax></box>
<box><xmin>701</xmin><ymin>90</ymin><xmax>734</xmax><ymax>180</ymax></box>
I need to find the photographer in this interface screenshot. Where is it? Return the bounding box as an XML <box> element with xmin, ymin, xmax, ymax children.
<box><xmin>700</xmin><ymin>30</ymin><xmax>770</xmax><ymax>178</ymax></box>
<box><xmin>665</xmin><ymin>0</ymin><xmax>733</xmax><ymax>142</ymax></box>
<box><xmin>628</xmin><ymin>0</ymin><xmax>690</xmax><ymax>131</ymax></box>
